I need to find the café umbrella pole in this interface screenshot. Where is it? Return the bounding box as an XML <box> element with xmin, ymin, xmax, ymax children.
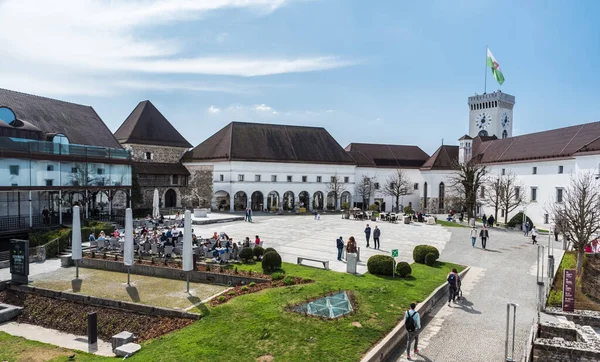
<box><xmin>72</xmin><ymin>206</ymin><xmax>82</xmax><ymax>280</ymax></box>
<box><xmin>124</xmin><ymin>208</ymin><xmax>134</xmax><ymax>286</ymax></box>
<box><xmin>182</xmin><ymin>210</ymin><xmax>193</xmax><ymax>293</ymax></box>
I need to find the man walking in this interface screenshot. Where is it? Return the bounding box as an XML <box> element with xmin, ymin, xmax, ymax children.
<box><xmin>531</xmin><ymin>227</ymin><xmax>538</xmax><ymax>245</ymax></box>
<box><xmin>405</xmin><ymin>302</ymin><xmax>421</xmax><ymax>360</ymax></box>
<box><xmin>248</xmin><ymin>208</ymin><xmax>253</xmax><ymax>223</ymax></box>
<box><xmin>524</xmin><ymin>221</ymin><xmax>530</xmax><ymax>236</ymax></box>
<box><xmin>336</xmin><ymin>236</ymin><xmax>345</xmax><ymax>261</ymax></box>
<box><xmin>447</xmin><ymin>268</ymin><xmax>459</xmax><ymax>306</ymax></box>
<box><xmin>479</xmin><ymin>225</ymin><xmax>489</xmax><ymax>250</ymax></box>
<box><xmin>364</xmin><ymin>224</ymin><xmax>371</xmax><ymax>248</ymax></box>
<box><xmin>482</xmin><ymin>213</ymin><xmax>487</xmax><ymax>227</ymax></box>
<box><xmin>470</xmin><ymin>226</ymin><xmax>478</xmax><ymax>247</ymax></box>
<box><xmin>373</xmin><ymin>226</ymin><xmax>381</xmax><ymax>249</ymax></box>
<box><xmin>42</xmin><ymin>206</ymin><xmax>50</xmax><ymax>225</ymax></box>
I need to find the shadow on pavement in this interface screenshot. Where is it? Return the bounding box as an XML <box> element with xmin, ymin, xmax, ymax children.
<box><xmin>126</xmin><ymin>286</ymin><xmax>140</xmax><ymax>302</ymax></box>
<box><xmin>71</xmin><ymin>278</ymin><xmax>82</xmax><ymax>292</ymax></box>
<box><xmin>453</xmin><ymin>297</ymin><xmax>481</xmax><ymax>314</ymax></box>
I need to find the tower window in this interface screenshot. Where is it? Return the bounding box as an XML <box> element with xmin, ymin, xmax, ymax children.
<box><xmin>145</xmin><ymin>152</ymin><xmax>153</xmax><ymax>160</ymax></box>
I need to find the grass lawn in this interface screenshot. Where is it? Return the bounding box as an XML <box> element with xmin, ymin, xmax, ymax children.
<box><xmin>0</xmin><ymin>332</ymin><xmax>104</xmax><ymax>362</ymax></box>
<box><xmin>131</xmin><ymin>261</ymin><xmax>463</xmax><ymax>362</ymax></box>
<box><xmin>547</xmin><ymin>251</ymin><xmax>600</xmax><ymax>311</ymax></box>
<box><xmin>436</xmin><ymin>220</ymin><xmax>468</xmax><ymax>228</ymax></box>
<box><xmin>31</xmin><ymin>267</ymin><xmax>228</xmax><ymax>311</ymax></box>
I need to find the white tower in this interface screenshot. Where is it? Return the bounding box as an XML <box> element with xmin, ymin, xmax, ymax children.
<box><xmin>458</xmin><ymin>135</ymin><xmax>473</xmax><ymax>164</ymax></box>
<box><xmin>468</xmin><ymin>91</ymin><xmax>515</xmax><ymax>139</ymax></box>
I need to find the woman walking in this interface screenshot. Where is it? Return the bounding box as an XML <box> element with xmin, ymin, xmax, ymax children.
<box><xmin>531</xmin><ymin>227</ymin><xmax>538</xmax><ymax>245</ymax></box>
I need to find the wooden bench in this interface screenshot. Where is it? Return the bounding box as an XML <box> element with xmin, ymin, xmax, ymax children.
<box><xmin>297</xmin><ymin>257</ymin><xmax>329</xmax><ymax>270</ymax></box>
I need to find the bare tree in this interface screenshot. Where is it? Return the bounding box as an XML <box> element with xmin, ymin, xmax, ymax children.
<box><xmin>355</xmin><ymin>175</ymin><xmax>376</xmax><ymax>210</ymax></box>
<box><xmin>326</xmin><ymin>173</ymin><xmax>346</xmax><ymax>210</ymax></box>
<box><xmin>448</xmin><ymin>159</ymin><xmax>487</xmax><ymax>219</ymax></box>
<box><xmin>382</xmin><ymin>169</ymin><xmax>412</xmax><ymax>212</ymax></box>
<box><xmin>547</xmin><ymin>172</ymin><xmax>600</xmax><ymax>274</ymax></box>
<box><xmin>181</xmin><ymin>169</ymin><xmax>213</xmax><ymax>208</ymax></box>
<box><xmin>482</xmin><ymin>176</ymin><xmax>502</xmax><ymax>221</ymax></box>
<box><xmin>499</xmin><ymin>172</ymin><xmax>526</xmax><ymax>224</ymax></box>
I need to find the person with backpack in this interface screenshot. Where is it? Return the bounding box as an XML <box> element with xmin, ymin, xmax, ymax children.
<box><xmin>479</xmin><ymin>225</ymin><xmax>489</xmax><ymax>250</ymax></box>
<box><xmin>405</xmin><ymin>302</ymin><xmax>421</xmax><ymax>360</ymax></box>
<box><xmin>447</xmin><ymin>268</ymin><xmax>459</xmax><ymax>306</ymax></box>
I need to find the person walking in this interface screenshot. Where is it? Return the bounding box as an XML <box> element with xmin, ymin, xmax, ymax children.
<box><xmin>482</xmin><ymin>213</ymin><xmax>487</xmax><ymax>227</ymax></box>
<box><xmin>364</xmin><ymin>224</ymin><xmax>372</xmax><ymax>248</ymax></box>
<box><xmin>248</xmin><ymin>208</ymin><xmax>253</xmax><ymax>223</ymax></box>
<box><xmin>479</xmin><ymin>225</ymin><xmax>489</xmax><ymax>250</ymax></box>
<box><xmin>336</xmin><ymin>236</ymin><xmax>345</xmax><ymax>261</ymax></box>
<box><xmin>405</xmin><ymin>302</ymin><xmax>421</xmax><ymax>360</ymax></box>
<box><xmin>447</xmin><ymin>268</ymin><xmax>459</xmax><ymax>306</ymax></box>
<box><xmin>531</xmin><ymin>227</ymin><xmax>538</xmax><ymax>245</ymax></box>
<box><xmin>487</xmin><ymin>215</ymin><xmax>495</xmax><ymax>228</ymax></box>
<box><xmin>373</xmin><ymin>226</ymin><xmax>381</xmax><ymax>249</ymax></box>
<box><xmin>244</xmin><ymin>208</ymin><xmax>249</xmax><ymax>222</ymax></box>
<box><xmin>470</xmin><ymin>226</ymin><xmax>478</xmax><ymax>247</ymax></box>
<box><xmin>42</xmin><ymin>206</ymin><xmax>50</xmax><ymax>225</ymax></box>
<box><xmin>592</xmin><ymin>238</ymin><xmax>599</xmax><ymax>255</ymax></box>
<box><xmin>524</xmin><ymin>221</ymin><xmax>530</xmax><ymax>236</ymax></box>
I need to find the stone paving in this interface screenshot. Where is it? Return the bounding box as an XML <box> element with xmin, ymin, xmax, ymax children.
<box><xmin>387</xmin><ymin>227</ymin><xmax>565</xmax><ymax>362</ymax></box>
<box><xmin>188</xmin><ymin>214</ymin><xmax>451</xmax><ymax>273</ymax></box>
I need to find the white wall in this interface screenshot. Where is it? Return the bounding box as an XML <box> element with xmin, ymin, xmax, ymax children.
<box><xmin>355</xmin><ymin>167</ymin><xmax>423</xmax><ymax>212</ymax></box>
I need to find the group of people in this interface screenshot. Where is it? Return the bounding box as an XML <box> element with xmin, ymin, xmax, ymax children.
<box><xmin>245</xmin><ymin>208</ymin><xmax>253</xmax><ymax>222</ymax></box>
<box><xmin>364</xmin><ymin>224</ymin><xmax>381</xmax><ymax>249</ymax></box>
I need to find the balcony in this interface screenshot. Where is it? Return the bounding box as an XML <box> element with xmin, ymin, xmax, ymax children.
<box><xmin>0</xmin><ymin>136</ymin><xmax>131</xmax><ymax>161</ymax></box>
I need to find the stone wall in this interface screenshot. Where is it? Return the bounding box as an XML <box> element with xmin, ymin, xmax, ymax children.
<box><xmin>138</xmin><ymin>186</ymin><xmax>184</xmax><ymax>209</ymax></box>
<box><xmin>124</xmin><ymin>144</ymin><xmax>189</xmax><ymax>164</ymax></box>
<box><xmin>78</xmin><ymin>257</ymin><xmax>269</xmax><ymax>286</ymax></box>
<box><xmin>533</xmin><ymin>320</ymin><xmax>600</xmax><ymax>362</ymax></box>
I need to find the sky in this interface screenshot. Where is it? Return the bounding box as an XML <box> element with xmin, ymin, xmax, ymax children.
<box><xmin>0</xmin><ymin>0</ymin><xmax>599</xmax><ymax>155</ymax></box>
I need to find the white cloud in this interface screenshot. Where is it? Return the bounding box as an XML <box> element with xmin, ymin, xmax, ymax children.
<box><xmin>254</xmin><ymin>104</ymin><xmax>274</xmax><ymax>112</ymax></box>
<box><xmin>208</xmin><ymin>105</ymin><xmax>221</xmax><ymax>114</ymax></box>
<box><xmin>0</xmin><ymin>0</ymin><xmax>355</xmax><ymax>96</ymax></box>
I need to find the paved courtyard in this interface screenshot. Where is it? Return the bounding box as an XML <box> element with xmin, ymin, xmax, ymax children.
<box><xmin>191</xmin><ymin>214</ymin><xmax>452</xmax><ymax>273</ymax></box>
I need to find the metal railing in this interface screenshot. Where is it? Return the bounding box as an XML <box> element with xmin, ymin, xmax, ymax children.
<box><xmin>0</xmin><ymin>136</ymin><xmax>130</xmax><ymax>160</ymax></box>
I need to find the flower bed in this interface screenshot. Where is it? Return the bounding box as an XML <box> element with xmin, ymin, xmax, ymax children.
<box><xmin>210</xmin><ymin>276</ymin><xmax>313</xmax><ymax>306</ymax></box>
<box><xmin>0</xmin><ymin>290</ymin><xmax>194</xmax><ymax>342</ymax></box>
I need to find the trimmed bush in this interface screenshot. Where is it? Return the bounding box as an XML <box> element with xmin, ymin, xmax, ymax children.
<box><xmin>403</xmin><ymin>205</ymin><xmax>414</xmax><ymax>215</ymax></box>
<box><xmin>341</xmin><ymin>202</ymin><xmax>350</xmax><ymax>210</ymax></box>
<box><xmin>253</xmin><ymin>246</ymin><xmax>265</xmax><ymax>260</ymax></box>
<box><xmin>395</xmin><ymin>262</ymin><xmax>412</xmax><ymax>277</ymax></box>
<box><xmin>249</xmin><ymin>282</ymin><xmax>256</xmax><ymax>287</ymax></box>
<box><xmin>218</xmin><ymin>296</ymin><xmax>226</xmax><ymax>303</ymax></box>
<box><xmin>264</xmin><ymin>247</ymin><xmax>277</xmax><ymax>254</ymax></box>
<box><xmin>271</xmin><ymin>272</ymin><xmax>284</xmax><ymax>281</ymax></box>
<box><xmin>239</xmin><ymin>247</ymin><xmax>254</xmax><ymax>263</ymax></box>
<box><xmin>425</xmin><ymin>253</ymin><xmax>437</xmax><ymax>266</ymax></box>
<box><xmin>283</xmin><ymin>275</ymin><xmax>295</xmax><ymax>286</ymax></box>
<box><xmin>241</xmin><ymin>286</ymin><xmax>249</xmax><ymax>292</ymax></box>
<box><xmin>507</xmin><ymin>212</ymin><xmax>534</xmax><ymax>228</ymax></box>
<box><xmin>413</xmin><ymin>245</ymin><xmax>440</xmax><ymax>264</ymax></box>
<box><xmin>262</xmin><ymin>251</ymin><xmax>282</xmax><ymax>272</ymax></box>
<box><xmin>367</xmin><ymin>254</ymin><xmax>395</xmax><ymax>276</ymax></box>
<box><xmin>369</xmin><ymin>203</ymin><xmax>379</xmax><ymax>211</ymax></box>
<box><xmin>228</xmin><ymin>291</ymin><xmax>235</xmax><ymax>296</ymax></box>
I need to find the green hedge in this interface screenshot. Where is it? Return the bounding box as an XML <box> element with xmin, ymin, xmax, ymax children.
<box><xmin>413</xmin><ymin>245</ymin><xmax>440</xmax><ymax>264</ymax></box>
<box><xmin>239</xmin><ymin>248</ymin><xmax>254</xmax><ymax>263</ymax></box>
<box><xmin>262</xmin><ymin>251</ymin><xmax>282</xmax><ymax>272</ymax></box>
<box><xmin>395</xmin><ymin>262</ymin><xmax>412</xmax><ymax>277</ymax></box>
<box><xmin>367</xmin><ymin>254</ymin><xmax>395</xmax><ymax>276</ymax></box>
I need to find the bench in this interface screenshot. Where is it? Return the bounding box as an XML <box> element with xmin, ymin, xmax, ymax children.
<box><xmin>297</xmin><ymin>257</ymin><xmax>329</xmax><ymax>270</ymax></box>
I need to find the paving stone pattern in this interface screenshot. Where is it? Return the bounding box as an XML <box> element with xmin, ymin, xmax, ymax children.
<box><xmin>189</xmin><ymin>214</ymin><xmax>451</xmax><ymax>274</ymax></box>
<box><xmin>388</xmin><ymin>227</ymin><xmax>564</xmax><ymax>362</ymax></box>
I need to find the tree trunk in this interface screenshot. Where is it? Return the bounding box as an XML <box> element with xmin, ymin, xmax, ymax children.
<box><xmin>577</xmin><ymin>248</ymin><xmax>584</xmax><ymax>274</ymax></box>
<box><xmin>494</xmin><ymin>206</ymin><xmax>499</xmax><ymax>223</ymax></box>
<box><xmin>504</xmin><ymin>209</ymin><xmax>509</xmax><ymax>224</ymax></box>
<box><xmin>395</xmin><ymin>196</ymin><xmax>399</xmax><ymax>212</ymax></box>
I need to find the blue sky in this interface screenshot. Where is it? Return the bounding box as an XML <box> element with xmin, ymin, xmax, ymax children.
<box><xmin>1</xmin><ymin>0</ymin><xmax>599</xmax><ymax>154</ymax></box>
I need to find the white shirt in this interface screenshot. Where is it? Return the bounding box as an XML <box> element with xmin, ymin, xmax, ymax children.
<box><xmin>470</xmin><ymin>229</ymin><xmax>478</xmax><ymax>238</ymax></box>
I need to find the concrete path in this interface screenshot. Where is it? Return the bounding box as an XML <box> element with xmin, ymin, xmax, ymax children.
<box><xmin>387</xmin><ymin>227</ymin><xmax>565</xmax><ymax>362</ymax></box>
<box><xmin>188</xmin><ymin>214</ymin><xmax>451</xmax><ymax>274</ymax></box>
<box><xmin>0</xmin><ymin>258</ymin><xmax>62</xmax><ymax>282</ymax></box>
<box><xmin>0</xmin><ymin>321</ymin><xmax>114</xmax><ymax>356</ymax></box>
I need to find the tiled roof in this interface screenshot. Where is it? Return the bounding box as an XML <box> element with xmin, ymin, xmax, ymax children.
<box><xmin>0</xmin><ymin>88</ymin><xmax>121</xmax><ymax>148</ymax></box>
<box><xmin>133</xmin><ymin>162</ymin><xmax>190</xmax><ymax>175</ymax></box>
<box><xmin>476</xmin><ymin>121</ymin><xmax>600</xmax><ymax>164</ymax></box>
<box><xmin>420</xmin><ymin>145</ymin><xmax>459</xmax><ymax>170</ymax></box>
<box><xmin>346</xmin><ymin>150</ymin><xmax>376</xmax><ymax>167</ymax></box>
<box><xmin>182</xmin><ymin>122</ymin><xmax>355</xmax><ymax>164</ymax></box>
<box><xmin>115</xmin><ymin>101</ymin><xmax>192</xmax><ymax>148</ymax></box>
<box><xmin>344</xmin><ymin>143</ymin><xmax>430</xmax><ymax>168</ymax></box>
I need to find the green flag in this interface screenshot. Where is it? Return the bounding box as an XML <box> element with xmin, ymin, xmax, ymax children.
<box><xmin>486</xmin><ymin>48</ymin><xmax>505</xmax><ymax>85</ymax></box>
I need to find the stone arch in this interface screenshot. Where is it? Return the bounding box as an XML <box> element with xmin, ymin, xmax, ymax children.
<box><xmin>164</xmin><ymin>188</ymin><xmax>177</xmax><ymax>208</ymax></box>
<box><xmin>283</xmin><ymin>191</ymin><xmax>295</xmax><ymax>211</ymax></box>
<box><xmin>341</xmin><ymin>191</ymin><xmax>352</xmax><ymax>208</ymax></box>
<box><xmin>267</xmin><ymin>191</ymin><xmax>280</xmax><ymax>211</ymax></box>
<box><xmin>251</xmin><ymin>191</ymin><xmax>264</xmax><ymax>211</ymax></box>
<box><xmin>214</xmin><ymin>190</ymin><xmax>230</xmax><ymax>211</ymax></box>
<box><xmin>327</xmin><ymin>191</ymin><xmax>336</xmax><ymax>210</ymax></box>
<box><xmin>298</xmin><ymin>191</ymin><xmax>309</xmax><ymax>209</ymax></box>
<box><xmin>234</xmin><ymin>191</ymin><xmax>247</xmax><ymax>211</ymax></box>
<box><xmin>313</xmin><ymin>191</ymin><xmax>324</xmax><ymax>210</ymax></box>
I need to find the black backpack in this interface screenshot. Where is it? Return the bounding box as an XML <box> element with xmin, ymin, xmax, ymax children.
<box><xmin>448</xmin><ymin>273</ymin><xmax>457</xmax><ymax>286</ymax></box>
<box><xmin>405</xmin><ymin>311</ymin><xmax>416</xmax><ymax>332</ymax></box>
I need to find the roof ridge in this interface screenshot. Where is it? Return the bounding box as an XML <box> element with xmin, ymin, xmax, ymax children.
<box><xmin>559</xmin><ymin>123</ymin><xmax>585</xmax><ymax>155</ymax></box>
<box><xmin>0</xmin><ymin>87</ymin><xmax>90</xmax><ymax>108</ymax></box>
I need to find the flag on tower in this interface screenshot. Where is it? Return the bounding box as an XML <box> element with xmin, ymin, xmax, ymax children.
<box><xmin>486</xmin><ymin>48</ymin><xmax>505</xmax><ymax>85</ymax></box>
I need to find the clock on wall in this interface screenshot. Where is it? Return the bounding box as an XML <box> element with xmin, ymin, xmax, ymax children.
<box><xmin>475</xmin><ymin>112</ymin><xmax>492</xmax><ymax>130</ymax></box>
<box><xmin>501</xmin><ymin>112</ymin><xmax>510</xmax><ymax>129</ymax></box>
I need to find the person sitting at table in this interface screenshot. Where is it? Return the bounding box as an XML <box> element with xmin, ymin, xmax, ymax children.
<box><xmin>255</xmin><ymin>235</ymin><xmax>261</xmax><ymax>246</ymax></box>
<box><xmin>159</xmin><ymin>214</ymin><xmax>165</xmax><ymax>224</ymax></box>
<box><xmin>166</xmin><ymin>228</ymin><xmax>172</xmax><ymax>238</ymax></box>
<box><xmin>160</xmin><ymin>232</ymin><xmax>167</xmax><ymax>243</ymax></box>
<box><xmin>113</xmin><ymin>229</ymin><xmax>120</xmax><ymax>238</ymax></box>
<box><xmin>88</xmin><ymin>232</ymin><xmax>95</xmax><ymax>242</ymax></box>
<box><xmin>220</xmin><ymin>232</ymin><xmax>229</xmax><ymax>240</ymax></box>
<box><xmin>146</xmin><ymin>214</ymin><xmax>152</xmax><ymax>220</ymax></box>
<box><xmin>98</xmin><ymin>231</ymin><xmax>106</xmax><ymax>240</ymax></box>
<box><xmin>172</xmin><ymin>227</ymin><xmax>180</xmax><ymax>238</ymax></box>
<box><xmin>212</xmin><ymin>232</ymin><xmax>218</xmax><ymax>240</ymax></box>
<box><xmin>243</xmin><ymin>237</ymin><xmax>250</xmax><ymax>248</ymax></box>
<box><xmin>232</xmin><ymin>243</ymin><xmax>239</xmax><ymax>259</ymax></box>
<box><xmin>225</xmin><ymin>238</ymin><xmax>232</xmax><ymax>248</ymax></box>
